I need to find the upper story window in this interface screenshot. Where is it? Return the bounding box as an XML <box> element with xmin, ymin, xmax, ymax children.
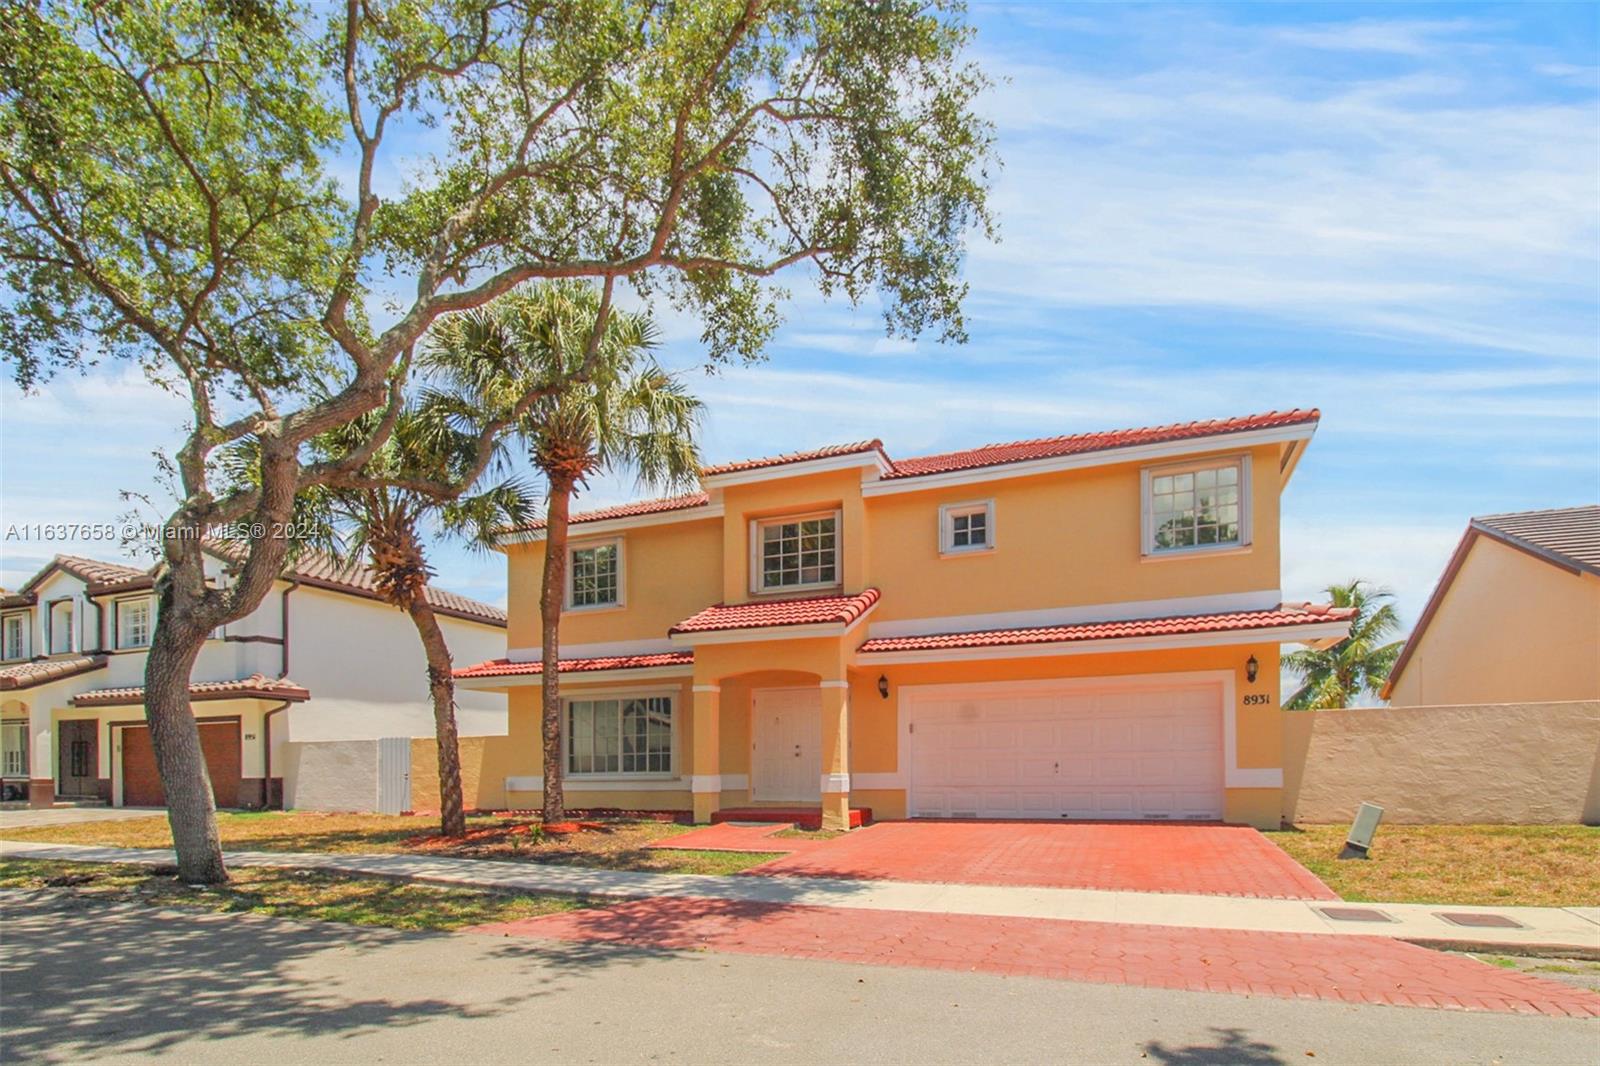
<box><xmin>117</xmin><ymin>598</ymin><xmax>153</xmax><ymax>649</ymax></box>
<box><xmin>566</xmin><ymin>695</ymin><xmax>673</xmax><ymax>775</ymax></box>
<box><xmin>48</xmin><ymin>601</ymin><xmax>74</xmax><ymax>655</ymax></box>
<box><xmin>1142</xmin><ymin>456</ymin><xmax>1252</xmax><ymax>556</ymax></box>
<box><xmin>2</xmin><ymin>614</ymin><xmax>26</xmax><ymax>661</ymax></box>
<box><xmin>567</xmin><ymin>539</ymin><xmax>622</xmax><ymax>610</ymax></box>
<box><xmin>753</xmin><ymin>511</ymin><xmax>840</xmax><ymax>593</ymax></box>
<box><xmin>940</xmin><ymin>500</ymin><xmax>995</xmax><ymax>555</ymax></box>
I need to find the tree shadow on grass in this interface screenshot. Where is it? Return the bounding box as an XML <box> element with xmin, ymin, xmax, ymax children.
<box><xmin>1143</xmin><ymin>1027</ymin><xmax>1286</xmax><ymax>1066</ymax></box>
<box><xmin>0</xmin><ymin>889</ymin><xmax>673</xmax><ymax>1060</ymax></box>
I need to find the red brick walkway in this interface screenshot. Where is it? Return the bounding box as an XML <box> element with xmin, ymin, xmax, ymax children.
<box><xmin>747</xmin><ymin>822</ymin><xmax>1338</xmax><ymax>900</ymax></box>
<box><xmin>472</xmin><ymin>898</ymin><xmax>1600</xmax><ymax>1018</ymax></box>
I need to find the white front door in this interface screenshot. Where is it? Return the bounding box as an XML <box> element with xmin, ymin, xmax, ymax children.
<box><xmin>907</xmin><ymin>678</ymin><xmax>1225</xmax><ymax>820</ymax></box>
<box><xmin>752</xmin><ymin>687</ymin><xmax>822</xmax><ymax>802</ymax></box>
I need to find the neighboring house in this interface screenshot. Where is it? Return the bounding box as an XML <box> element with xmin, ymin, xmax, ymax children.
<box><xmin>0</xmin><ymin>548</ymin><xmax>506</xmax><ymax>810</ymax></box>
<box><xmin>456</xmin><ymin>408</ymin><xmax>1354</xmax><ymax>830</ymax></box>
<box><xmin>1382</xmin><ymin>505</ymin><xmax>1600</xmax><ymax>706</ymax></box>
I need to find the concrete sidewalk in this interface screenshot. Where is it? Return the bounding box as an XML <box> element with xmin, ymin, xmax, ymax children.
<box><xmin>5</xmin><ymin>838</ymin><xmax>1597</xmax><ymax>955</ymax></box>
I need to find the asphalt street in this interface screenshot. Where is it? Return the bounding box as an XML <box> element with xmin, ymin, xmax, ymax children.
<box><xmin>2</xmin><ymin>891</ymin><xmax>1595</xmax><ymax>1065</ymax></box>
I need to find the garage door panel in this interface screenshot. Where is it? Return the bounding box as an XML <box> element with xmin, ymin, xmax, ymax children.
<box><xmin>120</xmin><ymin>720</ymin><xmax>242</xmax><ymax>809</ymax></box>
<box><xmin>909</xmin><ymin>680</ymin><xmax>1225</xmax><ymax>821</ymax></box>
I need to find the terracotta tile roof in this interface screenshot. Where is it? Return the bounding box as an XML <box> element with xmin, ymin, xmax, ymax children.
<box><xmin>454</xmin><ymin>651</ymin><xmax>694</xmax><ymax>679</ymax></box>
<box><xmin>0</xmin><ymin>655</ymin><xmax>108</xmax><ymax>691</ymax></box>
<box><xmin>857</xmin><ymin>603</ymin><xmax>1355</xmax><ymax>655</ymax></box>
<box><xmin>205</xmin><ymin>542</ymin><xmax>506</xmax><ymax>626</ymax></box>
<box><xmin>70</xmin><ymin>673</ymin><xmax>310</xmax><ymax>707</ymax></box>
<box><xmin>508</xmin><ymin>492</ymin><xmax>712</xmax><ymax>534</ymax></box>
<box><xmin>702</xmin><ymin>440</ymin><xmax>887</xmax><ymax>477</ymax></box>
<box><xmin>885</xmin><ymin>409</ymin><xmax>1320</xmax><ymax>480</ymax></box>
<box><xmin>1472</xmin><ymin>505</ymin><xmax>1600</xmax><ymax>574</ymax></box>
<box><xmin>670</xmin><ymin>589</ymin><xmax>882</xmax><ymax>636</ymax></box>
<box><xmin>21</xmin><ymin>554</ymin><xmax>153</xmax><ymax>595</ymax></box>
<box><xmin>0</xmin><ymin>591</ymin><xmax>35</xmax><ymax>609</ymax></box>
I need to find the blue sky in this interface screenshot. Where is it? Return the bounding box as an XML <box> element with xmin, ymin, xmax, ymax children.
<box><xmin>3</xmin><ymin>2</ymin><xmax>1597</xmax><ymax>633</ymax></box>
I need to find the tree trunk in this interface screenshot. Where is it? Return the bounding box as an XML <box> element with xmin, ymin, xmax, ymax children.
<box><xmin>145</xmin><ymin>592</ymin><xmax>227</xmax><ymax>884</ymax></box>
<box><xmin>539</xmin><ymin>475</ymin><xmax>576</xmax><ymax>824</ymax></box>
<box><xmin>404</xmin><ymin>593</ymin><xmax>467</xmax><ymax>837</ymax></box>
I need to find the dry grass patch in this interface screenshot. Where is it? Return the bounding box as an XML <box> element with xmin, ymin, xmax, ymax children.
<box><xmin>1267</xmin><ymin>824</ymin><xmax>1600</xmax><ymax>908</ymax></box>
<box><xmin>0</xmin><ymin>811</ymin><xmax>778</xmax><ymax>875</ymax></box>
<box><xmin>0</xmin><ymin>858</ymin><xmax>582</xmax><ymax>930</ymax></box>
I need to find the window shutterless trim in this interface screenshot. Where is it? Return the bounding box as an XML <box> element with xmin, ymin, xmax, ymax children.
<box><xmin>1140</xmin><ymin>454</ymin><xmax>1252</xmax><ymax>558</ymax></box>
<box><xmin>562</xmin><ymin>689</ymin><xmax>676</xmax><ymax>778</ymax></box>
<box><xmin>564</xmin><ymin>536</ymin><xmax>625</xmax><ymax>611</ymax></box>
<box><xmin>1</xmin><ymin>612</ymin><xmax>29</xmax><ymax>662</ymax></box>
<box><xmin>938</xmin><ymin>499</ymin><xmax>997</xmax><ymax>556</ymax></box>
<box><xmin>749</xmin><ymin>509</ymin><xmax>843</xmax><ymax>594</ymax></box>
<box><xmin>113</xmin><ymin>596</ymin><xmax>153</xmax><ymax>650</ymax></box>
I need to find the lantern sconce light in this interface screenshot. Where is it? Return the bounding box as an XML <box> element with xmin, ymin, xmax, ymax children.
<box><xmin>877</xmin><ymin>675</ymin><xmax>890</xmax><ymax>700</ymax></box>
<box><xmin>1245</xmin><ymin>655</ymin><xmax>1259</xmax><ymax>684</ymax></box>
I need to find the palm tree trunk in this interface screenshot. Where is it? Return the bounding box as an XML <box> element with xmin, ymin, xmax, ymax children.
<box><xmin>539</xmin><ymin>474</ymin><xmax>576</xmax><ymax>824</ymax></box>
<box><xmin>144</xmin><ymin>600</ymin><xmax>227</xmax><ymax>884</ymax></box>
<box><xmin>404</xmin><ymin>593</ymin><xmax>467</xmax><ymax>837</ymax></box>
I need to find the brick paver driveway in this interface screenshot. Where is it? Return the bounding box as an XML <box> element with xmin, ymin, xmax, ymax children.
<box><xmin>746</xmin><ymin>821</ymin><xmax>1338</xmax><ymax>900</ymax></box>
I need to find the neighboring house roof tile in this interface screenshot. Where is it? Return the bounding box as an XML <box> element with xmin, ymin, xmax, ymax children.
<box><xmin>670</xmin><ymin>589</ymin><xmax>882</xmax><ymax>635</ymax></box>
<box><xmin>1381</xmin><ymin>504</ymin><xmax>1599</xmax><ymax>699</ymax></box>
<box><xmin>454</xmin><ymin>651</ymin><xmax>694</xmax><ymax>679</ymax></box>
<box><xmin>510</xmin><ymin>492</ymin><xmax>712</xmax><ymax>534</ymax></box>
<box><xmin>1</xmin><ymin>591</ymin><xmax>36</xmax><ymax>609</ymax></box>
<box><xmin>0</xmin><ymin>655</ymin><xmax>109</xmax><ymax>691</ymax></box>
<box><xmin>69</xmin><ymin>673</ymin><xmax>310</xmax><ymax>707</ymax></box>
<box><xmin>21</xmin><ymin>554</ymin><xmax>153</xmax><ymax>596</ymax></box>
<box><xmin>1471</xmin><ymin>505</ymin><xmax>1600</xmax><ymax>574</ymax></box>
<box><xmin>884</xmin><ymin>408</ymin><xmax>1321</xmax><ymax>480</ymax></box>
<box><xmin>702</xmin><ymin>440</ymin><xmax>887</xmax><ymax>477</ymax></box>
<box><xmin>205</xmin><ymin>542</ymin><xmax>507</xmax><ymax>626</ymax></box>
<box><xmin>856</xmin><ymin>603</ymin><xmax>1354</xmax><ymax>655</ymax></box>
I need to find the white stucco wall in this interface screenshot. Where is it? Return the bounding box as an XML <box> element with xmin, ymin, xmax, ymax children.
<box><xmin>282</xmin><ymin>738</ymin><xmax>380</xmax><ymax>811</ymax></box>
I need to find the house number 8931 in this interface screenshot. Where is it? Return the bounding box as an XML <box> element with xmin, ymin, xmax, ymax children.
<box><xmin>1241</xmin><ymin>694</ymin><xmax>1271</xmax><ymax>706</ymax></box>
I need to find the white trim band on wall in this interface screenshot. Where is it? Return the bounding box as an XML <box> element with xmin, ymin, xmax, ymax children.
<box><xmin>690</xmin><ymin>774</ymin><xmax>724</xmax><ymax>793</ymax></box>
<box><xmin>691</xmin><ymin>684</ymin><xmax>722</xmax><ymax>693</ymax></box>
<box><xmin>818</xmin><ymin>680</ymin><xmax>850</xmax><ymax>689</ymax></box>
<box><xmin>820</xmin><ymin>773</ymin><xmax>851</xmax><ymax>793</ymax></box>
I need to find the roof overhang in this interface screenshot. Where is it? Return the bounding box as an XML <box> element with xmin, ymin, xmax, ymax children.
<box><xmin>701</xmin><ymin>449</ymin><xmax>893</xmax><ymax>490</ymax></box>
<box><xmin>863</xmin><ymin>422</ymin><xmax>1318</xmax><ymax>497</ymax></box>
<box><xmin>497</xmin><ymin>501</ymin><xmax>725</xmax><ymax>546</ymax></box>
<box><xmin>69</xmin><ymin>677</ymin><xmax>311</xmax><ymax>707</ymax></box>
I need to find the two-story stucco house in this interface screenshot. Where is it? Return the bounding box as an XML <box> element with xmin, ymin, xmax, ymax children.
<box><xmin>0</xmin><ymin>546</ymin><xmax>507</xmax><ymax>811</ymax></box>
<box><xmin>455</xmin><ymin>408</ymin><xmax>1355</xmax><ymax>830</ymax></box>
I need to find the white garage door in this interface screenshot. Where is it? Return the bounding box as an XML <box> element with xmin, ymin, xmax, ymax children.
<box><xmin>907</xmin><ymin>679</ymin><xmax>1224</xmax><ymax>820</ymax></box>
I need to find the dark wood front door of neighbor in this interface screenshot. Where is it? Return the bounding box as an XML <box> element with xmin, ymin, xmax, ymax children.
<box><xmin>57</xmin><ymin>719</ymin><xmax>99</xmax><ymax>798</ymax></box>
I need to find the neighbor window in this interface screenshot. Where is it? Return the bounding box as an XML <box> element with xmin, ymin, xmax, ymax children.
<box><xmin>0</xmin><ymin>720</ymin><xmax>27</xmax><ymax>778</ymax></box>
<box><xmin>754</xmin><ymin>512</ymin><xmax>840</xmax><ymax>592</ymax></box>
<box><xmin>117</xmin><ymin>598</ymin><xmax>152</xmax><ymax>649</ymax></box>
<box><xmin>567</xmin><ymin>539</ymin><xmax>621</xmax><ymax>609</ymax></box>
<box><xmin>566</xmin><ymin>695</ymin><xmax>673</xmax><ymax>775</ymax></box>
<box><xmin>940</xmin><ymin>500</ymin><xmax>995</xmax><ymax>554</ymax></box>
<box><xmin>2</xmin><ymin>615</ymin><xmax>25</xmax><ymax>661</ymax></box>
<box><xmin>1143</xmin><ymin>457</ymin><xmax>1250</xmax><ymax>555</ymax></box>
<box><xmin>48</xmin><ymin>601</ymin><xmax>74</xmax><ymax>654</ymax></box>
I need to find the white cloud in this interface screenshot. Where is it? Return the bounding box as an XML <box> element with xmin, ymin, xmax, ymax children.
<box><xmin>1275</xmin><ymin>19</ymin><xmax>1493</xmax><ymax>56</ymax></box>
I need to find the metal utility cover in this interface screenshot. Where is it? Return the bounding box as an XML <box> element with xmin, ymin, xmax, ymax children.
<box><xmin>1436</xmin><ymin>912</ymin><xmax>1525</xmax><ymax>929</ymax></box>
<box><xmin>1317</xmin><ymin>906</ymin><xmax>1395</xmax><ymax>923</ymax></box>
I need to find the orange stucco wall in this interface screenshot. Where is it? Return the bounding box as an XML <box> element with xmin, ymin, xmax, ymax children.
<box><xmin>1386</xmin><ymin>537</ymin><xmax>1600</xmax><ymax>706</ymax></box>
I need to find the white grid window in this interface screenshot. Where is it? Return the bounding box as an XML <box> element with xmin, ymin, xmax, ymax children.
<box><xmin>566</xmin><ymin>696</ymin><xmax>673</xmax><ymax>775</ymax></box>
<box><xmin>756</xmin><ymin>513</ymin><xmax>839</xmax><ymax>591</ymax></box>
<box><xmin>117</xmin><ymin>599</ymin><xmax>152</xmax><ymax>649</ymax></box>
<box><xmin>940</xmin><ymin>501</ymin><xmax>995</xmax><ymax>554</ymax></box>
<box><xmin>1</xmin><ymin>720</ymin><xmax>27</xmax><ymax>777</ymax></box>
<box><xmin>1146</xmin><ymin>458</ymin><xmax>1248</xmax><ymax>554</ymax></box>
<box><xmin>568</xmin><ymin>540</ymin><xmax>621</xmax><ymax>608</ymax></box>
<box><xmin>2</xmin><ymin>615</ymin><xmax>24</xmax><ymax>661</ymax></box>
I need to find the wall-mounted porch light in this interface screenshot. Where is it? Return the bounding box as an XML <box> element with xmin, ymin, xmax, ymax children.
<box><xmin>877</xmin><ymin>674</ymin><xmax>890</xmax><ymax>700</ymax></box>
<box><xmin>1245</xmin><ymin>655</ymin><xmax>1259</xmax><ymax>684</ymax></box>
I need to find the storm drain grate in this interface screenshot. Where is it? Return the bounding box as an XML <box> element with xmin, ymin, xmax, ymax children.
<box><xmin>1435</xmin><ymin>912</ymin><xmax>1525</xmax><ymax>929</ymax></box>
<box><xmin>1316</xmin><ymin>906</ymin><xmax>1395</xmax><ymax>923</ymax></box>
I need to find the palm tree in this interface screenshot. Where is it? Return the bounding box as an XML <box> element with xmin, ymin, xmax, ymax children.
<box><xmin>311</xmin><ymin>406</ymin><xmax>535</xmax><ymax>837</ymax></box>
<box><xmin>1283</xmin><ymin>580</ymin><xmax>1406</xmax><ymax>709</ymax></box>
<box><xmin>424</xmin><ymin>282</ymin><xmax>703</xmax><ymax>823</ymax></box>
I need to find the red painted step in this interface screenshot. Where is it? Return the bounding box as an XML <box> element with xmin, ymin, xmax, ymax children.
<box><xmin>711</xmin><ymin>807</ymin><xmax>872</xmax><ymax>830</ymax></box>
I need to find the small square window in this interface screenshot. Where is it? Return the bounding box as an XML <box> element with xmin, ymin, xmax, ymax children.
<box><xmin>753</xmin><ymin>512</ymin><xmax>840</xmax><ymax>592</ymax></box>
<box><xmin>568</xmin><ymin>540</ymin><xmax>622</xmax><ymax>609</ymax></box>
<box><xmin>117</xmin><ymin>599</ymin><xmax>152</xmax><ymax>649</ymax></box>
<box><xmin>940</xmin><ymin>501</ymin><xmax>995</xmax><ymax>555</ymax></box>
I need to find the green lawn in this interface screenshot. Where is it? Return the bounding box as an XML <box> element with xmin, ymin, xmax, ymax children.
<box><xmin>0</xmin><ymin>858</ymin><xmax>583</xmax><ymax>930</ymax></box>
<box><xmin>1267</xmin><ymin>824</ymin><xmax>1600</xmax><ymax>908</ymax></box>
<box><xmin>0</xmin><ymin>811</ymin><xmax>780</xmax><ymax>875</ymax></box>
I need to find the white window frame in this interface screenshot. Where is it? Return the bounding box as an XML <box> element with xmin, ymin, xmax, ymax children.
<box><xmin>565</xmin><ymin>536</ymin><xmax>625</xmax><ymax>611</ymax></box>
<box><xmin>939</xmin><ymin>499</ymin><xmax>996</xmax><ymax>556</ymax></box>
<box><xmin>1</xmin><ymin>613</ymin><xmax>27</xmax><ymax>662</ymax></box>
<box><xmin>1140</xmin><ymin>454</ymin><xmax>1252</xmax><ymax>558</ymax></box>
<box><xmin>47</xmin><ymin>600</ymin><xmax>75</xmax><ymax>655</ymax></box>
<box><xmin>563</xmin><ymin>689</ymin><xmax>676</xmax><ymax>778</ymax></box>
<box><xmin>0</xmin><ymin>719</ymin><xmax>28</xmax><ymax>777</ymax></box>
<box><xmin>750</xmin><ymin>509</ymin><xmax>843</xmax><ymax>594</ymax></box>
<box><xmin>116</xmin><ymin>597</ymin><xmax>153</xmax><ymax>649</ymax></box>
